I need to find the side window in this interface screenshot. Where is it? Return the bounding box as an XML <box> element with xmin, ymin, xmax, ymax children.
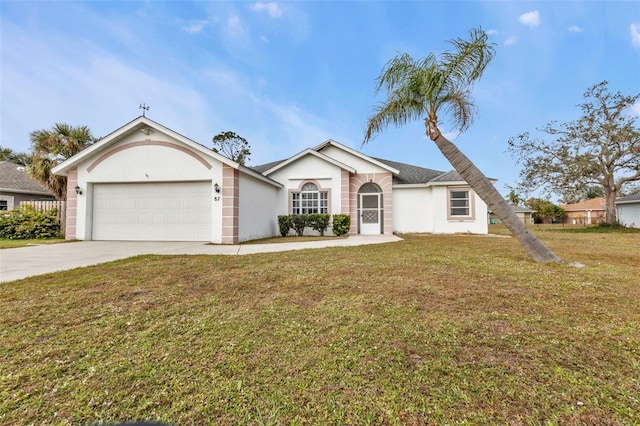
<box><xmin>450</xmin><ymin>190</ymin><xmax>470</xmax><ymax>216</ymax></box>
<box><xmin>448</xmin><ymin>188</ymin><xmax>474</xmax><ymax>219</ymax></box>
<box><xmin>0</xmin><ymin>196</ymin><xmax>14</xmax><ymax>211</ymax></box>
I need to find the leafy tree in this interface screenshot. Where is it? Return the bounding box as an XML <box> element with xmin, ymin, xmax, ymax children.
<box><xmin>0</xmin><ymin>146</ymin><xmax>32</xmax><ymax>166</ymax></box>
<box><xmin>508</xmin><ymin>81</ymin><xmax>640</xmax><ymax>224</ymax></box>
<box><xmin>363</xmin><ymin>28</ymin><xmax>561</xmax><ymax>263</ymax></box>
<box><xmin>28</xmin><ymin>123</ymin><xmax>94</xmax><ymax>200</ymax></box>
<box><xmin>212</xmin><ymin>131</ymin><xmax>251</xmax><ymax>165</ymax></box>
<box><xmin>525</xmin><ymin>198</ymin><xmax>567</xmax><ymax>224</ymax></box>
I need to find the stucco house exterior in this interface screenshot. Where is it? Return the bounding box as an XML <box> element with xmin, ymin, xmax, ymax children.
<box><xmin>52</xmin><ymin>116</ymin><xmax>489</xmax><ymax>243</ymax></box>
<box><xmin>0</xmin><ymin>161</ymin><xmax>56</xmax><ymax>210</ymax></box>
<box><xmin>560</xmin><ymin>197</ymin><xmax>606</xmax><ymax>225</ymax></box>
<box><xmin>616</xmin><ymin>194</ymin><xmax>640</xmax><ymax>228</ymax></box>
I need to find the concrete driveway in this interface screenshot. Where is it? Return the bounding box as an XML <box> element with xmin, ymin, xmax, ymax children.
<box><xmin>0</xmin><ymin>235</ymin><xmax>401</xmax><ymax>283</ymax></box>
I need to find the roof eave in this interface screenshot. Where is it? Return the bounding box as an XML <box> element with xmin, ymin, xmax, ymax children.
<box><xmin>263</xmin><ymin>149</ymin><xmax>357</xmax><ymax>175</ymax></box>
<box><xmin>0</xmin><ymin>188</ymin><xmax>55</xmax><ymax>196</ymax></box>
<box><xmin>238</xmin><ymin>165</ymin><xmax>283</xmax><ymax>188</ymax></box>
<box><xmin>53</xmin><ymin>116</ymin><xmax>242</xmax><ymax>176</ymax></box>
<box><xmin>314</xmin><ymin>139</ymin><xmax>400</xmax><ymax>175</ymax></box>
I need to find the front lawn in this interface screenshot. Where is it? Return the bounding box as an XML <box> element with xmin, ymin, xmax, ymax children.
<box><xmin>0</xmin><ymin>238</ymin><xmax>67</xmax><ymax>249</ymax></box>
<box><xmin>1</xmin><ymin>230</ymin><xmax>638</xmax><ymax>424</ymax></box>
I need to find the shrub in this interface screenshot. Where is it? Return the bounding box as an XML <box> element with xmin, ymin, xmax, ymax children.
<box><xmin>595</xmin><ymin>221</ymin><xmax>624</xmax><ymax>229</ymax></box>
<box><xmin>332</xmin><ymin>214</ymin><xmax>351</xmax><ymax>236</ymax></box>
<box><xmin>0</xmin><ymin>205</ymin><xmax>62</xmax><ymax>240</ymax></box>
<box><xmin>308</xmin><ymin>213</ymin><xmax>330</xmax><ymax>236</ymax></box>
<box><xmin>278</xmin><ymin>215</ymin><xmax>292</xmax><ymax>237</ymax></box>
<box><xmin>290</xmin><ymin>214</ymin><xmax>309</xmax><ymax>236</ymax></box>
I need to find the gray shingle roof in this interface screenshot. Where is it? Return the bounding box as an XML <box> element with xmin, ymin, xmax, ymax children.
<box><xmin>0</xmin><ymin>161</ymin><xmax>53</xmax><ymax>195</ymax></box>
<box><xmin>616</xmin><ymin>193</ymin><xmax>640</xmax><ymax>203</ymax></box>
<box><xmin>429</xmin><ymin>170</ymin><xmax>465</xmax><ymax>183</ymax></box>
<box><xmin>371</xmin><ymin>158</ymin><xmax>451</xmax><ymax>184</ymax></box>
<box><xmin>250</xmin><ymin>159</ymin><xmax>286</xmax><ymax>174</ymax></box>
<box><xmin>251</xmin><ymin>155</ymin><xmax>463</xmax><ymax>185</ymax></box>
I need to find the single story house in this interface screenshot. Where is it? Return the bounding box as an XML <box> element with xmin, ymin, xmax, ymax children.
<box><xmin>616</xmin><ymin>193</ymin><xmax>640</xmax><ymax>228</ymax></box>
<box><xmin>489</xmin><ymin>204</ymin><xmax>535</xmax><ymax>225</ymax></box>
<box><xmin>560</xmin><ymin>197</ymin><xmax>606</xmax><ymax>225</ymax></box>
<box><xmin>0</xmin><ymin>161</ymin><xmax>56</xmax><ymax>210</ymax></box>
<box><xmin>52</xmin><ymin>116</ymin><xmax>489</xmax><ymax>243</ymax></box>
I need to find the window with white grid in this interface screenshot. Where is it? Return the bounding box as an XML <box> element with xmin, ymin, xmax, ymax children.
<box><xmin>291</xmin><ymin>182</ymin><xmax>328</xmax><ymax>214</ymax></box>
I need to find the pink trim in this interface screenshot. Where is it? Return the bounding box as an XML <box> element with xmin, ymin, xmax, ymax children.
<box><xmin>221</xmin><ymin>165</ymin><xmax>239</xmax><ymax>244</ymax></box>
<box><xmin>65</xmin><ymin>168</ymin><xmax>78</xmax><ymax>240</ymax></box>
<box><xmin>341</xmin><ymin>170</ymin><xmax>350</xmax><ymax>213</ymax></box>
<box><xmin>349</xmin><ymin>172</ymin><xmax>394</xmax><ymax>235</ymax></box>
<box><xmin>87</xmin><ymin>140</ymin><xmax>212</xmax><ymax>172</ymax></box>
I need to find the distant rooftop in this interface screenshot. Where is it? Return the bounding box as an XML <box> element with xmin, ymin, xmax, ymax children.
<box><xmin>0</xmin><ymin>161</ymin><xmax>53</xmax><ymax>195</ymax></box>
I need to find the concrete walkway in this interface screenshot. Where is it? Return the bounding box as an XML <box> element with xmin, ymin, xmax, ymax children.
<box><xmin>0</xmin><ymin>235</ymin><xmax>402</xmax><ymax>283</ymax></box>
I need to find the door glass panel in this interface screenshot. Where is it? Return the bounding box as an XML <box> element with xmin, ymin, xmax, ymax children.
<box><xmin>362</xmin><ymin>210</ymin><xmax>378</xmax><ymax>223</ymax></box>
<box><xmin>362</xmin><ymin>194</ymin><xmax>378</xmax><ymax>209</ymax></box>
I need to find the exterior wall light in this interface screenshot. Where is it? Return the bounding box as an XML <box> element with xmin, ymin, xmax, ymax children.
<box><xmin>75</xmin><ymin>185</ymin><xmax>83</xmax><ymax>195</ymax></box>
<box><xmin>214</xmin><ymin>183</ymin><xmax>220</xmax><ymax>193</ymax></box>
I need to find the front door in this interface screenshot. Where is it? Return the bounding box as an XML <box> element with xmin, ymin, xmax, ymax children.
<box><xmin>359</xmin><ymin>193</ymin><xmax>382</xmax><ymax>234</ymax></box>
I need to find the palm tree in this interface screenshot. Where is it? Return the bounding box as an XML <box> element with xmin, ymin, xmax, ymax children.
<box><xmin>28</xmin><ymin>123</ymin><xmax>94</xmax><ymax>200</ymax></box>
<box><xmin>363</xmin><ymin>28</ymin><xmax>561</xmax><ymax>263</ymax></box>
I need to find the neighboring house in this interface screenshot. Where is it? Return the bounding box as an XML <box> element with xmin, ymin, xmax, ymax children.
<box><xmin>560</xmin><ymin>197</ymin><xmax>606</xmax><ymax>225</ymax></box>
<box><xmin>0</xmin><ymin>160</ymin><xmax>56</xmax><ymax>210</ymax></box>
<box><xmin>616</xmin><ymin>193</ymin><xmax>640</xmax><ymax>228</ymax></box>
<box><xmin>52</xmin><ymin>116</ymin><xmax>489</xmax><ymax>243</ymax></box>
<box><xmin>488</xmin><ymin>204</ymin><xmax>535</xmax><ymax>225</ymax></box>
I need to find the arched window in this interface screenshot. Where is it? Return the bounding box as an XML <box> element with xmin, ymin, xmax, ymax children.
<box><xmin>291</xmin><ymin>182</ymin><xmax>328</xmax><ymax>214</ymax></box>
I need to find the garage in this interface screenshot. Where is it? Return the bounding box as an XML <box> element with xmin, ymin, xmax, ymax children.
<box><xmin>92</xmin><ymin>181</ymin><xmax>212</xmax><ymax>241</ymax></box>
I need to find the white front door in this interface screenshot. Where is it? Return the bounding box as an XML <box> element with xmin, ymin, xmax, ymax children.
<box><xmin>360</xmin><ymin>193</ymin><xmax>381</xmax><ymax>235</ymax></box>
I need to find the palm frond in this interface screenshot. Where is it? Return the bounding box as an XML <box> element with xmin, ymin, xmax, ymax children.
<box><xmin>441</xmin><ymin>27</ymin><xmax>495</xmax><ymax>85</ymax></box>
<box><xmin>365</xmin><ymin>27</ymin><xmax>495</xmax><ymax>143</ymax></box>
<box><xmin>438</xmin><ymin>88</ymin><xmax>477</xmax><ymax>133</ymax></box>
<box><xmin>364</xmin><ymin>91</ymin><xmax>425</xmax><ymax>144</ymax></box>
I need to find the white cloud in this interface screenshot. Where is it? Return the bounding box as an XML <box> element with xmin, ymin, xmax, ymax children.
<box><xmin>486</xmin><ymin>29</ymin><xmax>499</xmax><ymax>36</ymax></box>
<box><xmin>504</xmin><ymin>36</ymin><xmax>519</xmax><ymax>46</ymax></box>
<box><xmin>183</xmin><ymin>20</ymin><xmax>208</xmax><ymax>34</ymax></box>
<box><xmin>227</xmin><ymin>15</ymin><xmax>245</xmax><ymax>36</ymax></box>
<box><xmin>568</xmin><ymin>25</ymin><xmax>583</xmax><ymax>33</ymax></box>
<box><xmin>630</xmin><ymin>102</ymin><xmax>640</xmax><ymax>116</ymax></box>
<box><xmin>631</xmin><ymin>23</ymin><xmax>640</xmax><ymax>47</ymax></box>
<box><xmin>519</xmin><ymin>11</ymin><xmax>540</xmax><ymax>28</ymax></box>
<box><xmin>252</xmin><ymin>2</ymin><xmax>283</xmax><ymax>18</ymax></box>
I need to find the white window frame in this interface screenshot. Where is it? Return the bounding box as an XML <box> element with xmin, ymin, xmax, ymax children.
<box><xmin>0</xmin><ymin>195</ymin><xmax>14</xmax><ymax>211</ymax></box>
<box><xmin>290</xmin><ymin>182</ymin><xmax>329</xmax><ymax>214</ymax></box>
<box><xmin>447</xmin><ymin>187</ymin><xmax>475</xmax><ymax>220</ymax></box>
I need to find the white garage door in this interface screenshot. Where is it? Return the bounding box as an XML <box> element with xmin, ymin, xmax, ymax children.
<box><xmin>92</xmin><ymin>181</ymin><xmax>212</xmax><ymax>241</ymax></box>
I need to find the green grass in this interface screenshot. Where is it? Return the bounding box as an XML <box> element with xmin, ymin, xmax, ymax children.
<box><xmin>0</xmin><ymin>238</ymin><xmax>67</xmax><ymax>249</ymax></box>
<box><xmin>1</xmin><ymin>230</ymin><xmax>639</xmax><ymax>424</ymax></box>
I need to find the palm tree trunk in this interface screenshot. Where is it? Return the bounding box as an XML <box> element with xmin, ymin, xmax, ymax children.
<box><xmin>432</xmin><ymin>133</ymin><xmax>562</xmax><ymax>263</ymax></box>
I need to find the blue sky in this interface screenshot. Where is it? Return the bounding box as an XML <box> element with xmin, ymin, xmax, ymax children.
<box><xmin>2</xmin><ymin>1</ymin><xmax>639</xmax><ymax>196</ymax></box>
